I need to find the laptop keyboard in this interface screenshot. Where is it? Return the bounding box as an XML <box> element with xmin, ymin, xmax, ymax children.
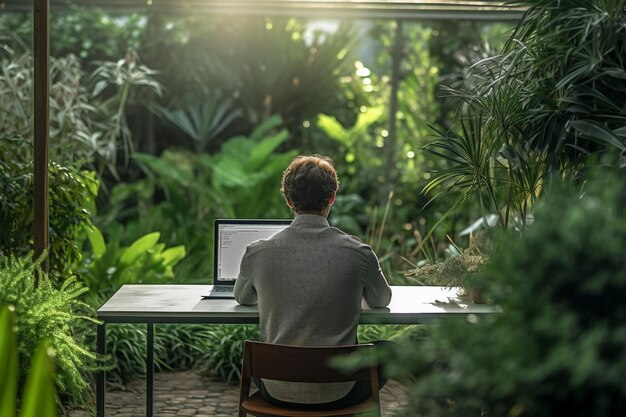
<box><xmin>212</xmin><ymin>286</ymin><xmax>233</xmax><ymax>293</ymax></box>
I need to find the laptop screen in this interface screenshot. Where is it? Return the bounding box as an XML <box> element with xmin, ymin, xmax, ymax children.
<box><xmin>214</xmin><ymin>220</ymin><xmax>291</xmax><ymax>284</ymax></box>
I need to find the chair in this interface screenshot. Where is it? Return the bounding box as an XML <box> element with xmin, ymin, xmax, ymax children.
<box><xmin>238</xmin><ymin>340</ymin><xmax>381</xmax><ymax>417</ymax></box>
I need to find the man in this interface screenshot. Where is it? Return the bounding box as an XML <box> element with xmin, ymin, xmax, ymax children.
<box><xmin>234</xmin><ymin>154</ymin><xmax>392</xmax><ymax>409</ymax></box>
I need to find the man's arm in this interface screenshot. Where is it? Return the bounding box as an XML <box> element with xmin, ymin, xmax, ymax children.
<box><xmin>360</xmin><ymin>246</ymin><xmax>392</xmax><ymax>308</ymax></box>
<box><xmin>234</xmin><ymin>247</ymin><xmax>258</xmax><ymax>305</ymax></box>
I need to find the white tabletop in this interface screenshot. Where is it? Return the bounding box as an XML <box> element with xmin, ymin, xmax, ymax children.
<box><xmin>97</xmin><ymin>285</ymin><xmax>498</xmax><ymax>324</ymax></box>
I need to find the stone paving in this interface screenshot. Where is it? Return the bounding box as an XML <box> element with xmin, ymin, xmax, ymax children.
<box><xmin>71</xmin><ymin>370</ymin><xmax>408</xmax><ymax>417</ymax></box>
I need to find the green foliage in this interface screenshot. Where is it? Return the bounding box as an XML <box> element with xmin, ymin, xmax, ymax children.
<box><xmin>0</xmin><ymin>7</ymin><xmax>144</xmax><ymax>61</ymax></box>
<box><xmin>318</xmin><ymin>106</ymin><xmax>385</xmax><ymax>182</ymax></box>
<box><xmin>424</xmin><ymin>113</ymin><xmax>543</xmax><ymax>232</ymax></box>
<box><xmin>143</xmin><ymin>16</ymin><xmax>356</xmax><ymax>132</ymax></box>
<box><xmin>0</xmin><ymin>255</ymin><xmax>98</xmax><ymax>406</ymax></box>
<box><xmin>104</xmin><ymin>324</ymin><xmax>260</xmax><ymax>385</ymax></box>
<box><xmin>78</xmin><ymin>227</ymin><xmax>188</xmax><ymax>384</ymax></box>
<box><xmin>0</xmin><ymin>157</ymin><xmax>99</xmax><ymax>277</ymax></box>
<box><xmin>422</xmin><ymin>0</ymin><xmax>626</xmax><ymax>238</ymax></box>
<box><xmin>104</xmin><ymin>324</ymin><xmax>209</xmax><ymax>384</ymax></box>
<box><xmin>0</xmin><ymin>306</ymin><xmax>18</xmax><ymax>417</ymax></box>
<box><xmin>91</xmin><ymin>48</ymin><xmax>162</xmax><ymax>173</ymax></box>
<box><xmin>0</xmin><ymin>53</ymin><xmax>100</xmax><ymax>168</ymax></box>
<box><xmin>197</xmin><ymin>325</ymin><xmax>260</xmax><ymax>383</ymax></box>
<box><xmin>99</xmin><ymin>115</ymin><xmax>296</xmax><ymax>280</ymax></box>
<box><xmin>397</xmin><ymin>168</ymin><xmax>626</xmax><ymax>417</ymax></box>
<box><xmin>357</xmin><ymin>324</ymin><xmax>417</xmax><ymax>343</ymax></box>
<box><xmin>18</xmin><ymin>342</ymin><xmax>58</xmax><ymax>417</ymax></box>
<box><xmin>0</xmin><ymin>49</ymin><xmax>160</xmax><ymax>173</ymax></box>
<box><xmin>500</xmin><ymin>0</ymin><xmax>626</xmax><ymax>168</ymax></box>
<box><xmin>80</xmin><ymin>230</ymin><xmax>186</xmax><ymax>304</ymax></box>
<box><xmin>155</xmin><ymin>94</ymin><xmax>243</xmax><ymax>153</ymax></box>
<box><xmin>1</xmin><ymin>306</ymin><xmax>59</xmax><ymax>417</ymax></box>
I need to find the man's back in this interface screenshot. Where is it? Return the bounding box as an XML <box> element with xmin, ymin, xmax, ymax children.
<box><xmin>234</xmin><ymin>213</ymin><xmax>392</xmax><ymax>403</ymax></box>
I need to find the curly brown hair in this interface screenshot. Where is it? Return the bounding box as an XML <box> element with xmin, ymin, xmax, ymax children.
<box><xmin>280</xmin><ymin>155</ymin><xmax>340</xmax><ymax>213</ymax></box>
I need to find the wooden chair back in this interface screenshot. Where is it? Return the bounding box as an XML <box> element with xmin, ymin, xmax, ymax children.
<box><xmin>238</xmin><ymin>340</ymin><xmax>380</xmax><ymax>417</ymax></box>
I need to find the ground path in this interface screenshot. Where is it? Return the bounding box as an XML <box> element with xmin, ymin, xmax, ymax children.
<box><xmin>70</xmin><ymin>370</ymin><xmax>409</xmax><ymax>417</ymax></box>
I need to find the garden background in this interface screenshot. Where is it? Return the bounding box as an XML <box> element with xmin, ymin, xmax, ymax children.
<box><xmin>1</xmin><ymin>1</ymin><xmax>625</xmax><ymax>416</ymax></box>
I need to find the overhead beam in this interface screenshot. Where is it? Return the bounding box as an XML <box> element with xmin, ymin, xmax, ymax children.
<box><xmin>5</xmin><ymin>1</ymin><xmax>524</xmax><ymax>21</ymax></box>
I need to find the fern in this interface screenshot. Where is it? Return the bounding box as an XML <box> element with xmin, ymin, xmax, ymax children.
<box><xmin>0</xmin><ymin>254</ymin><xmax>99</xmax><ymax>406</ymax></box>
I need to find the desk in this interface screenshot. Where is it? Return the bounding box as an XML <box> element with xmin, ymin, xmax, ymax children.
<box><xmin>96</xmin><ymin>285</ymin><xmax>497</xmax><ymax>417</ymax></box>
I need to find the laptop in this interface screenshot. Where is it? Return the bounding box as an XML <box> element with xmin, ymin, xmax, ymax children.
<box><xmin>202</xmin><ymin>219</ymin><xmax>292</xmax><ymax>299</ymax></box>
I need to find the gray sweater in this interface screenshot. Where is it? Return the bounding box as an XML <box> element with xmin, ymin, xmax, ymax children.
<box><xmin>234</xmin><ymin>214</ymin><xmax>392</xmax><ymax>404</ymax></box>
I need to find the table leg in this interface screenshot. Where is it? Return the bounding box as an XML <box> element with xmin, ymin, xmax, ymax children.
<box><xmin>147</xmin><ymin>323</ymin><xmax>154</xmax><ymax>417</ymax></box>
<box><xmin>96</xmin><ymin>323</ymin><xmax>106</xmax><ymax>417</ymax></box>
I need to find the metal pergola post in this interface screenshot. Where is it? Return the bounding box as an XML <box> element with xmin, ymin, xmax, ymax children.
<box><xmin>33</xmin><ymin>0</ymin><xmax>50</xmax><ymax>277</ymax></box>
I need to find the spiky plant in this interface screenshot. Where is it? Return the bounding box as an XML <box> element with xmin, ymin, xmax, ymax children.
<box><xmin>423</xmin><ymin>0</ymin><xmax>625</xmax><ymax>235</ymax></box>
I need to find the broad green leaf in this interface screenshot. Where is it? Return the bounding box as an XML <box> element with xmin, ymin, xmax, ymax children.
<box><xmin>317</xmin><ymin>114</ymin><xmax>348</xmax><ymax>144</ymax></box>
<box><xmin>220</xmin><ymin>137</ymin><xmax>255</xmax><ymax>160</ymax></box>
<box><xmin>81</xmin><ymin>171</ymin><xmax>100</xmax><ymax>197</ymax></box>
<box><xmin>152</xmin><ymin>243</ymin><xmax>165</xmax><ymax>256</ymax></box>
<box><xmin>0</xmin><ymin>305</ymin><xmax>18</xmax><ymax>417</ymax></box>
<box><xmin>161</xmin><ymin>246</ymin><xmax>186</xmax><ymax>267</ymax></box>
<box><xmin>353</xmin><ymin>106</ymin><xmax>384</xmax><ymax>132</ymax></box>
<box><xmin>197</xmin><ymin>154</ymin><xmax>215</xmax><ymax>170</ymax></box>
<box><xmin>570</xmin><ymin>120</ymin><xmax>626</xmax><ymax>151</ymax></box>
<box><xmin>211</xmin><ymin>157</ymin><xmax>248</xmax><ymax>187</ymax></box>
<box><xmin>212</xmin><ymin>157</ymin><xmax>265</xmax><ymax>188</ymax></box>
<box><xmin>110</xmin><ymin>180</ymin><xmax>154</xmax><ymax>205</ymax></box>
<box><xmin>120</xmin><ymin>232</ymin><xmax>161</xmax><ymax>266</ymax></box>
<box><xmin>84</xmin><ymin>222</ymin><xmax>106</xmax><ymax>259</ymax></box>
<box><xmin>613</xmin><ymin>127</ymin><xmax>626</xmax><ymax>138</ymax></box>
<box><xmin>18</xmin><ymin>342</ymin><xmax>58</xmax><ymax>417</ymax></box>
<box><xmin>246</xmin><ymin>129</ymin><xmax>289</xmax><ymax>171</ymax></box>
<box><xmin>134</xmin><ymin>153</ymin><xmax>192</xmax><ymax>186</ymax></box>
<box><xmin>250</xmin><ymin>114</ymin><xmax>283</xmax><ymax>142</ymax></box>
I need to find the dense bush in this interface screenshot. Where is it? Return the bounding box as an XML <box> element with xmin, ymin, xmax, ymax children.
<box><xmin>0</xmin><ymin>255</ymin><xmax>99</xmax><ymax>406</ymax></box>
<box><xmin>395</xmin><ymin>167</ymin><xmax>626</xmax><ymax>416</ymax></box>
<box><xmin>80</xmin><ymin>231</ymin><xmax>186</xmax><ymax>306</ymax></box>
<box><xmin>0</xmin><ymin>159</ymin><xmax>99</xmax><ymax>277</ymax></box>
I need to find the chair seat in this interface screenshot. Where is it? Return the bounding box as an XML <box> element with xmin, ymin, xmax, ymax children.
<box><xmin>241</xmin><ymin>391</ymin><xmax>378</xmax><ymax>417</ymax></box>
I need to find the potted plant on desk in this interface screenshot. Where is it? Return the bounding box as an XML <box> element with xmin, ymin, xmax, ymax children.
<box><xmin>406</xmin><ymin>231</ymin><xmax>490</xmax><ymax>303</ymax></box>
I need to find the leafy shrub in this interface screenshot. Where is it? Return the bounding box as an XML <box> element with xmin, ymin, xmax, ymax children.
<box><xmin>77</xmin><ymin>228</ymin><xmax>188</xmax><ymax>384</ymax></box>
<box><xmin>0</xmin><ymin>49</ymin><xmax>161</xmax><ymax>174</ymax></box>
<box><xmin>396</xmin><ymin>167</ymin><xmax>626</xmax><ymax>417</ymax></box>
<box><xmin>99</xmin><ymin>115</ymin><xmax>296</xmax><ymax>281</ymax></box>
<box><xmin>80</xmin><ymin>230</ymin><xmax>185</xmax><ymax>305</ymax></box>
<box><xmin>0</xmin><ymin>145</ymin><xmax>99</xmax><ymax>277</ymax></box>
<box><xmin>0</xmin><ymin>255</ymin><xmax>98</xmax><ymax>406</ymax></box>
